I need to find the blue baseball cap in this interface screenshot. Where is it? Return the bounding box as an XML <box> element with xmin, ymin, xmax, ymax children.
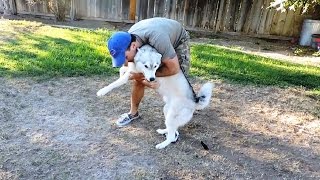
<box><xmin>107</xmin><ymin>31</ymin><xmax>132</xmax><ymax>67</ymax></box>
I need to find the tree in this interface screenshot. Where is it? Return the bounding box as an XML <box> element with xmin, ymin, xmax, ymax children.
<box><xmin>48</xmin><ymin>0</ymin><xmax>70</xmax><ymax>21</ymax></box>
<box><xmin>27</xmin><ymin>0</ymin><xmax>70</xmax><ymax>21</ymax></box>
<box><xmin>270</xmin><ymin>0</ymin><xmax>320</xmax><ymax>12</ymax></box>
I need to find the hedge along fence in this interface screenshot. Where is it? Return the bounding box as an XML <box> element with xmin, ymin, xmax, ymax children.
<box><xmin>0</xmin><ymin>0</ymin><xmax>315</xmax><ymax>38</ymax></box>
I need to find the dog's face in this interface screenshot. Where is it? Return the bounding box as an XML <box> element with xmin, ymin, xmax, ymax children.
<box><xmin>134</xmin><ymin>46</ymin><xmax>162</xmax><ymax>81</ymax></box>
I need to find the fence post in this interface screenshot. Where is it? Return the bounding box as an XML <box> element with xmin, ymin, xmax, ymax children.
<box><xmin>129</xmin><ymin>0</ymin><xmax>136</xmax><ymax>20</ymax></box>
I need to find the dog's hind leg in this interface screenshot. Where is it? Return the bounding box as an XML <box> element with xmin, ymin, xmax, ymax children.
<box><xmin>156</xmin><ymin>103</ymin><xmax>170</xmax><ymax>135</ymax></box>
<box><xmin>156</xmin><ymin>125</ymin><xmax>176</xmax><ymax>149</ymax></box>
<box><xmin>156</xmin><ymin>129</ymin><xmax>168</xmax><ymax>135</ymax></box>
<box><xmin>156</xmin><ymin>102</ymin><xmax>179</xmax><ymax>136</ymax></box>
<box><xmin>156</xmin><ymin>106</ymin><xmax>194</xmax><ymax>149</ymax></box>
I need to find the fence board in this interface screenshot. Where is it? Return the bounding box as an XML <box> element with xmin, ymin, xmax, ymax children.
<box><xmin>222</xmin><ymin>0</ymin><xmax>231</xmax><ymax>31</ymax></box>
<box><xmin>170</xmin><ymin>0</ymin><xmax>176</xmax><ymax>19</ymax></box>
<box><xmin>249</xmin><ymin>0</ymin><xmax>264</xmax><ymax>34</ymax></box>
<box><xmin>210</xmin><ymin>0</ymin><xmax>219</xmax><ymax>30</ymax></box>
<box><xmin>201</xmin><ymin>0</ymin><xmax>214</xmax><ymax>29</ymax></box>
<box><xmin>0</xmin><ymin>1</ymin><xmax>4</xmax><ymax>13</ymax></box>
<box><xmin>188</xmin><ymin>0</ymin><xmax>197</xmax><ymax>27</ymax></box>
<box><xmin>137</xmin><ymin>0</ymin><xmax>147</xmax><ymax>20</ymax></box>
<box><xmin>122</xmin><ymin>0</ymin><xmax>130</xmax><ymax>20</ymax></box>
<box><xmin>215</xmin><ymin>0</ymin><xmax>225</xmax><ymax>32</ymax></box>
<box><xmin>271</xmin><ymin>11</ymin><xmax>287</xmax><ymax>35</ymax></box>
<box><xmin>257</xmin><ymin>0</ymin><xmax>270</xmax><ymax>34</ymax></box>
<box><xmin>264</xmin><ymin>4</ymin><xmax>276</xmax><ymax>35</ymax></box>
<box><xmin>5</xmin><ymin>0</ymin><xmax>316</xmax><ymax>38</ymax></box>
<box><xmin>192</xmin><ymin>0</ymin><xmax>199</xmax><ymax>28</ymax></box>
<box><xmin>165</xmin><ymin>0</ymin><xmax>171</xmax><ymax>18</ymax></box>
<box><xmin>243</xmin><ymin>0</ymin><xmax>254</xmax><ymax>33</ymax></box>
<box><xmin>236</xmin><ymin>0</ymin><xmax>247</xmax><ymax>32</ymax></box>
<box><xmin>230</xmin><ymin>0</ymin><xmax>240</xmax><ymax>31</ymax></box>
<box><xmin>293</xmin><ymin>7</ymin><xmax>304</xmax><ymax>37</ymax></box>
<box><xmin>282</xmin><ymin>9</ymin><xmax>295</xmax><ymax>36</ymax></box>
<box><xmin>153</xmin><ymin>0</ymin><xmax>163</xmax><ymax>17</ymax></box>
<box><xmin>129</xmin><ymin>0</ymin><xmax>135</xmax><ymax>20</ymax></box>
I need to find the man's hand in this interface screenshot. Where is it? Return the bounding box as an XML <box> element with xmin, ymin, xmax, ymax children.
<box><xmin>129</xmin><ymin>72</ymin><xmax>159</xmax><ymax>89</ymax></box>
<box><xmin>142</xmin><ymin>80</ymin><xmax>160</xmax><ymax>89</ymax></box>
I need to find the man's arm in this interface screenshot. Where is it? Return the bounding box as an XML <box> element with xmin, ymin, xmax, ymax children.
<box><xmin>156</xmin><ymin>55</ymin><xmax>180</xmax><ymax>77</ymax></box>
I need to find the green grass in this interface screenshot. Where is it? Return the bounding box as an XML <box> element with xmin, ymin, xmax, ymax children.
<box><xmin>0</xmin><ymin>20</ymin><xmax>116</xmax><ymax>77</ymax></box>
<box><xmin>191</xmin><ymin>44</ymin><xmax>320</xmax><ymax>89</ymax></box>
<box><xmin>0</xmin><ymin>19</ymin><xmax>319</xmax><ymax>95</ymax></box>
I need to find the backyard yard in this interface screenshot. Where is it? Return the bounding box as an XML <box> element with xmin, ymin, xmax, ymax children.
<box><xmin>0</xmin><ymin>16</ymin><xmax>320</xmax><ymax>179</ymax></box>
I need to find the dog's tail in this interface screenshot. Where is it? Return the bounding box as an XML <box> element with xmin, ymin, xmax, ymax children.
<box><xmin>195</xmin><ymin>82</ymin><xmax>214</xmax><ymax>110</ymax></box>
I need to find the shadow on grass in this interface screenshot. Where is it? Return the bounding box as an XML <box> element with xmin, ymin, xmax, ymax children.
<box><xmin>0</xmin><ymin>31</ymin><xmax>116</xmax><ymax>77</ymax></box>
<box><xmin>191</xmin><ymin>45</ymin><xmax>320</xmax><ymax>90</ymax></box>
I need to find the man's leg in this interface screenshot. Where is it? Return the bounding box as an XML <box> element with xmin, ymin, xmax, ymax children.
<box><xmin>129</xmin><ymin>80</ymin><xmax>145</xmax><ymax>115</ymax></box>
<box><xmin>116</xmin><ymin>80</ymin><xmax>144</xmax><ymax>127</ymax></box>
<box><xmin>176</xmin><ymin>31</ymin><xmax>191</xmax><ymax>75</ymax></box>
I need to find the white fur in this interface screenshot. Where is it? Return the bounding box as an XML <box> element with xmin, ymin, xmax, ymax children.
<box><xmin>97</xmin><ymin>45</ymin><xmax>214</xmax><ymax>149</ymax></box>
<box><xmin>96</xmin><ymin>63</ymin><xmax>136</xmax><ymax>96</ymax></box>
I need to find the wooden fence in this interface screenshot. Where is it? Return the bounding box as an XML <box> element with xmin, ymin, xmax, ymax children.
<box><xmin>0</xmin><ymin>0</ymin><xmax>314</xmax><ymax>38</ymax></box>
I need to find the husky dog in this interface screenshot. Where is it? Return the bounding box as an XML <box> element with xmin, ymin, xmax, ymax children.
<box><xmin>97</xmin><ymin>45</ymin><xmax>213</xmax><ymax>149</ymax></box>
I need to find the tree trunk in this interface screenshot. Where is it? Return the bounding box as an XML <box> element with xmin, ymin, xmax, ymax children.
<box><xmin>49</xmin><ymin>0</ymin><xmax>70</xmax><ymax>21</ymax></box>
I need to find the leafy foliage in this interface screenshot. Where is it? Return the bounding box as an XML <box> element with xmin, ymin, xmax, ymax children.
<box><xmin>270</xmin><ymin>0</ymin><xmax>320</xmax><ymax>13</ymax></box>
<box><xmin>26</xmin><ymin>0</ymin><xmax>70</xmax><ymax>21</ymax></box>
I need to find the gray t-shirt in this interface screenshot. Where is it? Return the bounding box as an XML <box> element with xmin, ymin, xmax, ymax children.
<box><xmin>128</xmin><ymin>17</ymin><xmax>187</xmax><ymax>60</ymax></box>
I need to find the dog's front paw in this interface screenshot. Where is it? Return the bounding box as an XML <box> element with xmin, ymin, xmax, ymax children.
<box><xmin>96</xmin><ymin>90</ymin><xmax>105</xmax><ymax>97</ymax></box>
<box><xmin>97</xmin><ymin>87</ymin><xmax>111</xmax><ymax>96</ymax></box>
<box><xmin>156</xmin><ymin>140</ymin><xmax>171</xmax><ymax>149</ymax></box>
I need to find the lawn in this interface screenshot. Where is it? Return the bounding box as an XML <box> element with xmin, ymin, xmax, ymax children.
<box><xmin>0</xmin><ymin>19</ymin><xmax>319</xmax><ymax>95</ymax></box>
<box><xmin>0</xmin><ymin>20</ymin><xmax>115</xmax><ymax>77</ymax></box>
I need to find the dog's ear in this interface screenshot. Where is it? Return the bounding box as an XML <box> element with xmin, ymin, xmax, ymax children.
<box><xmin>134</xmin><ymin>50</ymin><xmax>141</xmax><ymax>61</ymax></box>
<box><xmin>156</xmin><ymin>53</ymin><xmax>162</xmax><ymax>60</ymax></box>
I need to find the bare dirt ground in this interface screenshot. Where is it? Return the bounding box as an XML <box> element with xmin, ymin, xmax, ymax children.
<box><xmin>1</xmin><ymin>77</ymin><xmax>319</xmax><ymax>179</ymax></box>
<box><xmin>1</xmin><ymin>15</ymin><xmax>320</xmax><ymax>179</ymax></box>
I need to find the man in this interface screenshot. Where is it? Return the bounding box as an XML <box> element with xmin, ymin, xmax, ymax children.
<box><xmin>107</xmin><ymin>17</ymin><xmax>191</xmax><ymax>127</ymax></box>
